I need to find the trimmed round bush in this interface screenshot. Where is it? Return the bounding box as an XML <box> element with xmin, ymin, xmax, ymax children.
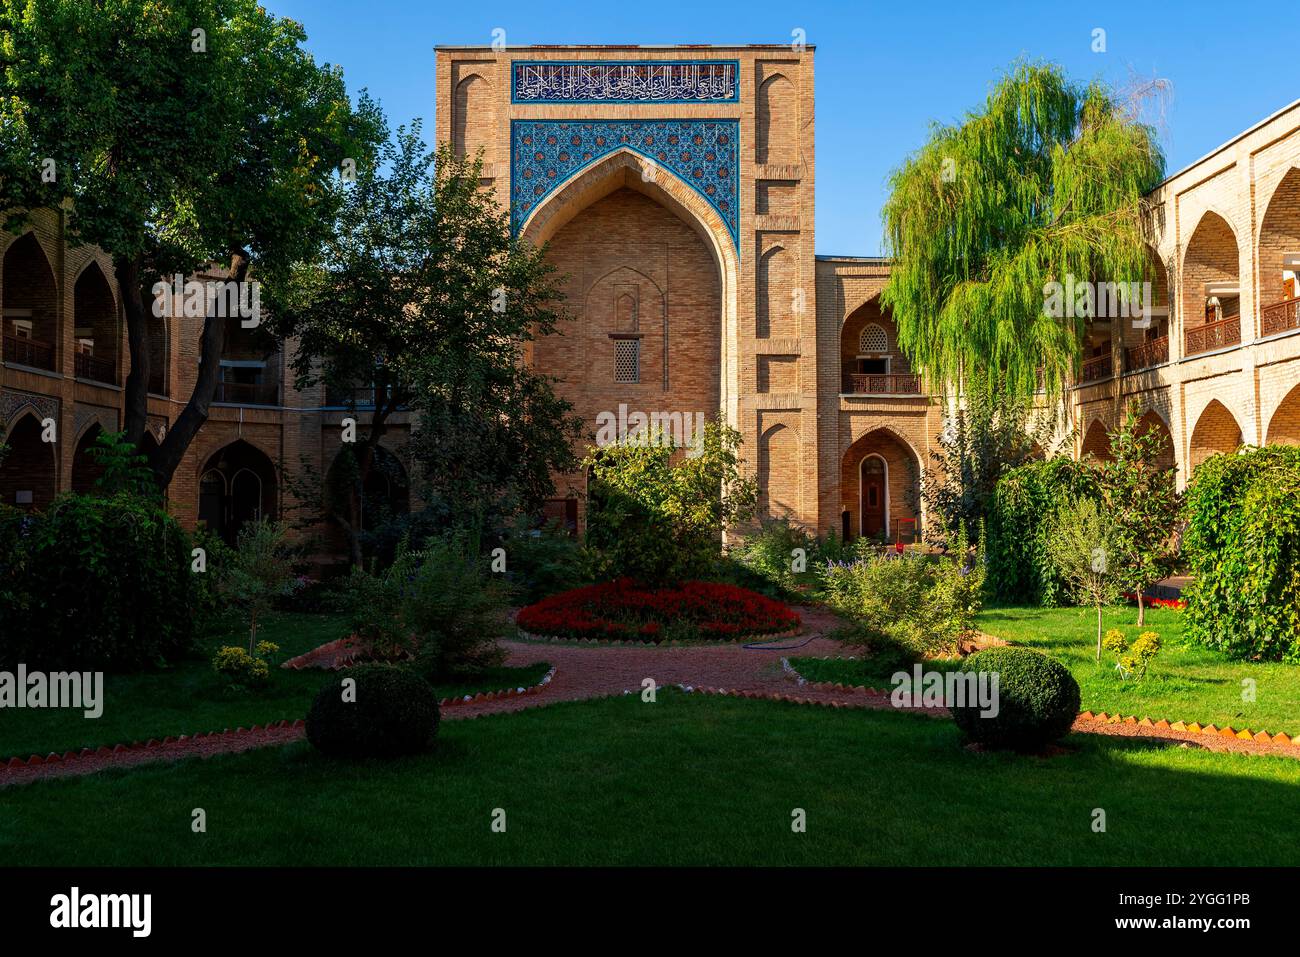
<box><xmin>950</xmin><ymin>647</ymin><xmax>1080</xmax><ymax>752</ymax></box>
<box><xmin>306</xmin><ymin>665</ymin><xmax>440</xmax><ymax>759</ymax></box>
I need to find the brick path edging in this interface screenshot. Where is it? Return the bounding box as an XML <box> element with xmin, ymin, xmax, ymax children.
<box><xmin>439</xmin><ymin>665</ymin><xmax>557</xmax><ymax>707</ymax></box>
<box><xmin>1</xmin><ymin>719</ymin><xmax>306</xmax><ymax>772</ymax></box>
<box><xmin>0</xmin><ymin>664</ymin><xmax>561</xmax><ymax>782</ymax></box>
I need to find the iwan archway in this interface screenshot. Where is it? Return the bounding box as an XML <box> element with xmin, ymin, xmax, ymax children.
<box><xmin>519</xmin><ymin>148</ymin><xmax>741</xmax><ymax>428</ymax></box>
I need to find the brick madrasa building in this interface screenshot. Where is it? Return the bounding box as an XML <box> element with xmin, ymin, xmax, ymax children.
<box><xmin>3</xmin><ymin>44</ymin><xmax>1300</xmax><ymax>558</ymax></box>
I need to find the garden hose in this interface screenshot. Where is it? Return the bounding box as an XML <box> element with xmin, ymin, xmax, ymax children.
<box><xmin>742</xmin><ymin>634</ymin><xmax>818</xmax><ymax>651</ymax></box>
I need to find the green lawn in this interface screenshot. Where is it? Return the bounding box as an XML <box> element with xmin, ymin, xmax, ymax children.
<box><xmin>0</xmin><ymin>613</ymin><xmax>550</xmax><ymax>759</ymax></box>
<box><xmin>790</xmin><ymin>653</ymin><xmax>961</xmax><ymax>689</ymax></box>
<box><xmin>2</xmin><ymin>691</ymin><xmax>1297</xmax><ymax>866</ymax></box>
<box><xmin>790</xmin><ymin>604</ymin><xmax>1300</xmax><ymax>735</ymax></box>
<box><xmin>978</xmin><ymin>605</ymin><xmax>1300</xmax><ymax>733</ymax></box>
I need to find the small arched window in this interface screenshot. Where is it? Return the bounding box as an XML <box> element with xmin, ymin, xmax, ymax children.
<box><xmin>859</xmin><ymin>323</ymin><xmax>888</xmax><ymax>354</ymax></box>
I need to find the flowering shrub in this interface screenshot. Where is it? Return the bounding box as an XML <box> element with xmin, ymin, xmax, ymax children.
<box><xmin>1101</xmin><ymin>629</ymin><xmax>1161</xmax><ymax>680</ymax></box>
<box><xmin>212</xmin><ymin>641</ymin><xmax>280</xmax><ymax>690</ymax></box>
<box><xmin>516</xmin><ymin>579</ymin><xmax>801</xmax><ymax>643</ymax></box>
<box><xmin>821</xmin><ymin>547</ymin><xmax>984</xmax><ymax>658</ymax></box>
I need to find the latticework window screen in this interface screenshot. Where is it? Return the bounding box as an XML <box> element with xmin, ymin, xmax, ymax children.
<box><xmin>614</xmin><ymin>339</ymin><xmax>640</xmax><ymax>383</ymax></box>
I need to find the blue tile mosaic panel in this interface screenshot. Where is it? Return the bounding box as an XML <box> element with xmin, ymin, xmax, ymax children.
<box><xmin>510</xmin><ymin>119</ymin><xmax>740</xmax><ymax>249</ymax></box>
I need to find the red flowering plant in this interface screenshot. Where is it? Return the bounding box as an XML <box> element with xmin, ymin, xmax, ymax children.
<box><xmin>516</xmin><ymin>578</ymin><xmax>801</xmax><ymax>643</ymax></box>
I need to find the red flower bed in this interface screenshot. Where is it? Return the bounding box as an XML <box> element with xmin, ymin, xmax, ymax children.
<box><xmin>1121</xmin><ymin>592</ymin><xmax>1187</xmax><ymax>610</ymax></box>
<box><xmin>516</xmin><ymin>579</ymin><xmax>801</xmax><ymax>643</ymax></box>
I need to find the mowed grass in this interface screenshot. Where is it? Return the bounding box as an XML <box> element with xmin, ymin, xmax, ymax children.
<box><xmin>978</xmin><ymin>605</ymin><xmax>1300</xmax><ymax>734</ymax></box>
<box><xmin>791</xmin><ymin>604</ymin><xmax>1300</xmax><ymax>735</ymax></box>
<box><xmin>790</xmin><ymin>654</ymin><xmax>961</xmax><ymax>689</ymax></box>
<box><xmin>2</xmin><ymin>691</ymin><xmax>1297</xmax><ymax>866</ymax></box>
<box><xmin>0</xmin><ymin>613</ymin><xmax>550</xmax><ymax>759</ymax></box>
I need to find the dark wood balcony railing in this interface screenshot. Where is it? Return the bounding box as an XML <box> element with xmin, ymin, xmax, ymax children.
<box><xmin>1125</xmin><ymin>335</ymin><xmax>1169</xmax><ymax>371</ymax></box>
<box><xmin>74</xmin><ymin>352</ymin><xmax>117</xmax><ymax>384</ymax></box>
<box><xmin>214</xmin><ymin>381</ymin><xmax>279</xmax><ymax>406</ymax></box>
<box><xmin>2</xmin><ymin>333</ymin><xmax>56</xmax><ymax>371</ymax></box>
<box><xmin>1260</xmin><ymin>297</ymin><xmax>1300</xmax><ymax>338</ymax></box>
<box><xmin>844</xmin><ymin>373</ymin><xmax>922</xmax><ymax>395</ymax></box>
<box><xmin>1185</xmin><ymin>314</ymin><xmax>1240</xmax><ymax>356</ymax></box>
<box><xmin>1079</xmin><ymin>351</ymin><xmax>1114</xmax><ymax>383</ymax></box>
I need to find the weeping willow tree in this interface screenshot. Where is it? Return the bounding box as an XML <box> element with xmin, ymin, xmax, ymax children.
<box><xmin>881</xmin><ymin>63</ymin><xmax>1167</xmax><ymax>400</ymax></box>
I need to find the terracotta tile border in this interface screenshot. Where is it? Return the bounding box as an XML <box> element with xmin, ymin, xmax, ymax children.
<box><xmin>438</xmin><ymin>665</ymin><xmax>557</xmax><ymax>707</ymax></box>
<box><xmin>0</xmin><ymin>719</ymin><xmax>306</xmax><ymax>773</ymax></box>
<box><xmin>1076</xmin><ymin>711</ymin><xmax>1295</xmax><ymax>745</ymax></box>
<box><xmin>781</xmin><ymin>657</ymin><xmax>1300</xmax><ymax>748</ymax></box>
<box><xmin>0</xmin><ymin>665</ymin><xmax>560</xmax><ymax>778</ymax></box>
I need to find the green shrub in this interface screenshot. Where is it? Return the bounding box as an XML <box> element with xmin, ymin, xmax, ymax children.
<box><xmin>0</xmin><ymin>504</ymin><xmax>32</xmax><ymax>630</ymax></box>
<box><xmin>337</xmin><ymin>534</ymin><xmax>509</xmax><ymax>680</ymax></box>
<box><xmin>498</xmin><ymin>518</ymin><xmax>590</xmax><ymax>604</ymax></box>
<box><xmin>1182</xmin><ymin>445</ymin><xmax>1300</xmax><ymax>662</ymax></box>
<box><xmin>730</xmin><ymin>518</ymin><xmax>822</xmax><ymax>597</ymax></box>
<box><xmin>211</xmin><ymin>641</ymin><xmax>279</xmax><ymax>691</ymax></box>
<box><xmin>950</xmin><ymin>646</ymin><xmax>1080</xmax><ymax>751</ymax></box>
<box><xmin>306</xmin><ymin>664</ymin><xmax>440</xmax><ymax>759</ymax></box>
<box><xmin>986</xmin><ymin>457</ymin><xmax>1100</xmax><ymax>605</ymax></box>
<box><xmin>822</xmin><ymin>544</ymin><xmax>983</xmax><ymax>658</ymax></box>
<box><xmin>191</xmin><ymin>526</ymin><xmax>236</xmax><ymax>631</ymax></box>
<box><xmin>585</xmin><ymin>417</ymin><xmax>757</xmax><ymax>584</ymax></box>
<box><xmin>0</xmin><ymin>493</ymin><xmax>194</xmax><ymax>670</ymax></box>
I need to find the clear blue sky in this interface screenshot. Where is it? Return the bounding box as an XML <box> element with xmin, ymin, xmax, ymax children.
<box><xmin>264</xmin><ymin>0</ymin><xmax>1298</xmax><ymax>256</ymax></box>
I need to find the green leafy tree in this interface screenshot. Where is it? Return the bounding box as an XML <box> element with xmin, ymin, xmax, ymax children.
<box><xmin>218</xmin><ymin>520</ymin><xmax>299</xmax><ymax>653</ymax></box>
<box><xmin>921</xmin><ymin>380</ymin><xmax>1054</xmax><ymax>547</ymax></box>
<box><xmin>881</xmin><ymin>62</ymin><xmax>1165</xmax><ymax>401</ymax></box>
<box><xmin>399</xmin><ymin>144</ymin><xmax>584</xmax><ymax>537</ymax></box>
<box><xmin>86</xmin><ymin>430</ymin><xmax>157</xmax><ymax>497</ymax></box>
<box><xmin>585</xmin><ymin>417</ymin><xmax>757</xmax><ymax>584</ymax></box>
<box><xmin>1182</xmin><ymin>445</ymin><xmax>1300</xmax><ymax>662</ymax></box>
<box><xmin>1046</xmin><ymin>496</ymin><xmax>1123</xmax><ymax>660</ymax></box>
<box><xmin>985</xmin><ymin>456</ymin><xmax>1100</xmax><ymax>605</ymax></box>
<box><xmin>0</xmin><ymin>0</ymin><xmax>382</xmax><ymax>486</ymax></box>
<box><xmin>271</xmin><ymin>129</ymin><xmax>583</xmax><ymax>548</ymax></box>
<box><xmin>1098</xmin><ymin>403</ymin><xmax>1181</xmax><ymax>624</ymax></box>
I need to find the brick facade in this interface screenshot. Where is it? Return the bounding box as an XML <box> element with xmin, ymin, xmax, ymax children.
<box><xmin>1073</xmin><ymin>98</ymin><xmax>1300</xmax><ymax>488</ymax></box>
<box><xmin>4</xmin><ymin>46</ymin><xmax>1300</xmax><ymax>553</ymax></box>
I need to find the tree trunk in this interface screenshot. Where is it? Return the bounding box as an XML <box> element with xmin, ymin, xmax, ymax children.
<box><xmin>148</xmin><ymin>249</ymin><xmax>249</xmax><ymax>488</ymax></box>
<box><xmin>1096</xmin><ymin>602</ymin><xmax>1103</xmax><ymax>661</ymax></box>
<box><xmin>116</xmin><ymin>254</ymin><xmax>151</xmax><ymax>445</ymax></box>
<box><xmin>1137</xmin><ymin>592</ymin><xmax>1146</xmax><ymax>627</ymax></box>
